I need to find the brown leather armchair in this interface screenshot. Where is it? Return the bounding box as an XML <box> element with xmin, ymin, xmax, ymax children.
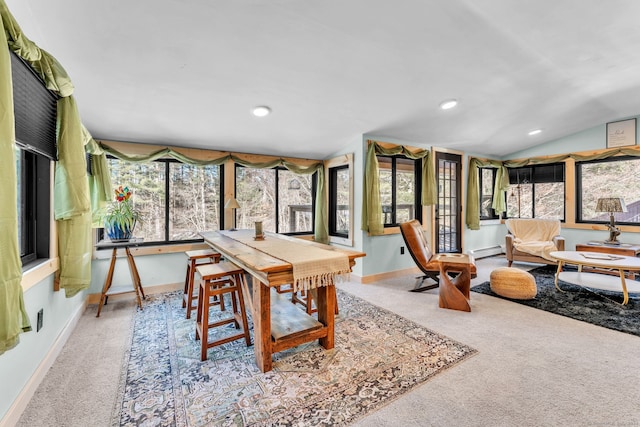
<box><xmin>399</xmin><ymin>220</ymin><xmax>477</xmax><ymax>292</ymax></box>
<box><xmin>505</xmin><ymin>218</ymin><xmax>565</xmax><ymax>267</ymax></box>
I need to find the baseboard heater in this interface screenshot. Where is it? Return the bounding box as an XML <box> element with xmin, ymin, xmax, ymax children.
<box><xmin>468</xmin><ymin>245</ymin><xmax>504</xmax><ymax>259</ymax></box>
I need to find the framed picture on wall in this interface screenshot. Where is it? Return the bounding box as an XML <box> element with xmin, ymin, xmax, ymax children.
<box><xmin>606</xmin><ymin>118</ymin><xmax>636</xmax><ymax>148</ymax></box>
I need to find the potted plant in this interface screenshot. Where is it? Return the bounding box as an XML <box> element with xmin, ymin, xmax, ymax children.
<box><xmin>103</xmin><ymin>186</ymin><xmax>142</xmax><ymax>241</ymax></box>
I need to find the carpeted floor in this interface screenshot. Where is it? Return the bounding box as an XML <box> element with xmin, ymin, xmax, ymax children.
<box><xmin>112</xmin><ymin>289</ymin><xmax>477</xmax><ymax>426</ymax></box>
<box><xmin>472</xmin><ymin>265</ymin><xmax>640</xmax><ymax>337</ymax></box>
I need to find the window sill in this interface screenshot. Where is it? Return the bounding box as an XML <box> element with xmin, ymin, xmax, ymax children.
<box><xmin>22</xmin><ymin>257</ymin><xmax>59</xmax><ymax>292</ymax></box>
<box><xmin>92</xmin><ymin>241</ymin><xmax>210</xmax><ymax>260</ymax></box>
<box><xmin>480</xmin><ymin>219</ymin><xmax>502</xmax><ymax>225</ymax></box>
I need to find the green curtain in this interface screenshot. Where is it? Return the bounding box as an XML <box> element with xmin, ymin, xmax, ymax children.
<box><xmin>0</xmin><ymin>5</ymin><xmax>31</xmax><ymax>355</ymax></box>
<box><xmin>84</xmin><ymin>128</ymin><xmax>112</xmax><ymax>227</ymax></box>
<box><xmin>465</xmin><ymin>158</ymin><xmax>508</xmax><ymax>230</ymax></box>
<box><xmin>3</xmin><ymin>0</ymin><xmax>94</xmax><ymax>297</ymax></box>
<box><xmin>99</xmin><ymin>143</ymin><xmax>330</xmax><ymax>243</ymax></box>
<box><xmin>465</xmin><ymin>147</ymin><xmax>640</xmax><ymax>230</ymax></box>
<box><xmin>54</xmin><ymin>97</ymin><xmax>92</xmax><ymax>297</ymax></box>
<box><xmin>362</xmin><ymin>140</ymin><xmax>436</xmax><ymax>235</ymax></box>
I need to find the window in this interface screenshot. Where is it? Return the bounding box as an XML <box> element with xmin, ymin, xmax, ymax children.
<box><xmin>577</xmin><ymin>156</ymin><xmax>640</xmax><ymax>224</ymax></box>
<box><xmin>107</xmin><ymin>158</ymin><xmax>222</xmax><ymax>244</ymax></box>
<box><xmin>12</xmin><ymin>50</ymin><xmax>57</xmax><ymax>267</ymax></box>
<box><xmin>377</xmin><ymin>155</ymin><xmax>422</xmax><ymax>226</ymax></box>
<box><xmin>506</xmin><ymin>163</ymin><xmax>565</xmax><ymax>220</ymax></box>
<box><xmin>479</xmin><ymin>167</ymin><xmax>499</xmax><ymax>220</ymax></box>
<box><xmin>235</xmin><ymin>166</ymin><xmax>315</xmax><ymax>234</ymax></box>
<box><xmin>329</xmin><ymin>165</ymin><xmax>350</xmax><ymax>238</ymax></box>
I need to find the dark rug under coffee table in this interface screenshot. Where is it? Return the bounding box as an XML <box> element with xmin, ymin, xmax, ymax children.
<box><xmin>472</xmin><ymin>265</ymin><xmax>640</xmax><ymax>337</ymax></box>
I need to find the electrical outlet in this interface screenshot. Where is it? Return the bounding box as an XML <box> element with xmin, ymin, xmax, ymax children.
<box><xmin>37</xmin><ymin>309</ymin><xmax>44</xmax><ymax>332</ymax></box>
<box><xmin>400</xmin><ymin>246</ymin><xmax>405</xmax><ymax>255</ymax></box>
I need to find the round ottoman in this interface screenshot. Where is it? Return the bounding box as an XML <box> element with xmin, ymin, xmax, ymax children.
<box><xmin>489</xmin><ymin>267</ymin><xmax>537</xmax><ymax>300</ymax></box>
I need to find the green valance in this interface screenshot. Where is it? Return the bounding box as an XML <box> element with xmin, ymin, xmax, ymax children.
<box><xmin>99</xmin><ymin>142</ymin><xmax>329</xmax><ymax>243</ymax></box>
<box><xmin>466</xmin><ymin>146</ymin><xmax>640</xmax><ymax>230</ymax></box>
<box><xmin>2</xmin><ymin>0</ymin><xmax>95</xmax><ymax>300</ymax></box>
<box><xmin>362</xmin><ymin>140</ymin><xmax>436</xmax><ymax>236</ymax></box>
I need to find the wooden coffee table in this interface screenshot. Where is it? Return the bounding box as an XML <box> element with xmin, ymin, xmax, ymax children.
<box><xmin>550</xmin><ymin>251</ymin><xmax>640</xmax><ymax>305</ymax></box>
<box><xmin>575</xmin><ymin>243</ymin><xmax>640</xmax><ymax>279</ymax></box>
<box><xmin>575</xmin><ymin>242</ymin><xmax>640</xmax><ymax>257</ymax></box>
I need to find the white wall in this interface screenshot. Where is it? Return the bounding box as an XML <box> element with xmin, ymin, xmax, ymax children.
<box><xmin>464</xmin><ymin>115</ymin><xmax>640</xmax><ymax>252</ymax></box>
<box><xmin>0</xmin><ymin>274</ymin><xmax>85</xmax><ymax>423</ymax></box>
<box><xmin>89</xmin><ymin>251</ymin><xmax>187</xmax><ymax>294</ymax></box>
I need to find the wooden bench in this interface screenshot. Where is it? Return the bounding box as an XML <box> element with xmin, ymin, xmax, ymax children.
<box><xmin>269</xmin><ymin>291</ymin><xmax>324</xmax><ymax>353</ymax></box>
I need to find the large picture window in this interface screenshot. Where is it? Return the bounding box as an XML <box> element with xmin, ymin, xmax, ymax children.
<box><xmin>577</xmin><ymin>156</ymin><xmax>640</xmax><ymax>224</ymax></box>
<box><xmin>107</xmin><ymin>158</ymin><xmax>222</xmax><ymax>244</ymax></box>
<box><xmin>235</xmin><ymin>165</ymin><xmax>315</xmax><ymax>234</ymax></box>
<box><xmin>12</xmin><ymin>50</ymin><xmax>56</xmax><ymax>267</ymax></box>
<box><xmin>506</xmin><ymin>163</ymin><xmax>565</xmax><ymax>220</ymax></box>
<box><xmin>377</xmin><ymin>155</ymin><xmax>422</xmax><ymax>226</ymax></box>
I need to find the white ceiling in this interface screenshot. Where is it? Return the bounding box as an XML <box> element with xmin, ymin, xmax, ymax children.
<box><xmin>7</xmin><ymin>0</ymin><xmax>640</xmax><ymax>159</ymax></box>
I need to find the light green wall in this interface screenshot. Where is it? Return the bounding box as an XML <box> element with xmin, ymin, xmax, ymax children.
<box><xmin>0</xmin><ymin>274</ymin><xmax>85</xmax><ymax>421</ymax></box>
<box><xmin>356</xmin><ymin>135</ymin><xmax>434</xmax><ymax>277</ymax></box>
<box><xmin>465</xmin><ymin>115</ymin><xmax>640</xmax><ymax>252</ymax></box>
<box><xmin>89</xmin><ymin>252</ymin><xmax>188</xmax><ymax>294</ymax></box>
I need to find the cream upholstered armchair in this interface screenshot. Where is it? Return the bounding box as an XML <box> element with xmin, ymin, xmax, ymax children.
<box><xmin>505</xmin><ymin>218</ymin><xmax>565</xmax><ymax>267</ymax></box>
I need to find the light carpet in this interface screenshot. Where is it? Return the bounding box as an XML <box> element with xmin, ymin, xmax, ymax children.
<box><xmin>111</xmin><ymin>290</ymin><xmax>477</xmax><ymax>426</ymax></box>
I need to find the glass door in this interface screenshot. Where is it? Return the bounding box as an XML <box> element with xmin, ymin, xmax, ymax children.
<box><xmin>435</xmin><ymin>152</ymin><xmax>462</xmax><ymax>253</ymax></box>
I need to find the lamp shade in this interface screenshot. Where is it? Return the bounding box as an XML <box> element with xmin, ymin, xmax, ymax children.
<box><xmin>224</xmin><ymin>198</ymin><xmax>240</xmax><ymax>209</ymax></box>
<box><xmin>595</xmin><ymin>197</ymin><xmax>627</xmax><ymax>213</ymax></box>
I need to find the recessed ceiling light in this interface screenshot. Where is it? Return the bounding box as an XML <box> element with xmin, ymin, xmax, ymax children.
<box><xmin>528</xmin><ymin>129</ymin><xmax>542</xmax><ymax>136</ymax></box>
<box><xmin>252</xmin><ymin>106</ymin><xmax>271</xmax><ymax>117</ymax></box>
<box><xmin>439</xmin><ymin>99</ymin><xmax>458</xmax><ymax>110</ymax></box>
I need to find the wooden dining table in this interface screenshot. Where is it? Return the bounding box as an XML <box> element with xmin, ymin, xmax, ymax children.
<box><xmin>200</xmin><ymin>230</ymin><xmax>365</xmax><ymax>372</ymax></box>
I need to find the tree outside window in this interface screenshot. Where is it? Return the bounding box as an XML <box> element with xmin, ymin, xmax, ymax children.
<box><xmin>377</xmin><ymin>155</ymin><xmax>421</xmax><ymax>226</ymax></box>
<box><xmin>107</xmin><ymin>158</ymin><xmax>222</xmax><ymax>244</ymax></box>
<box><xmin>506</xmin><ymin>164</ymin><xmax>564</xmax><ymax>220</ymax></box>
<box><xmin>479</xmin><ymin>167</ymin><xmax>498</xmax><ymax>220</ymax></box>
<box><xmin>577</xmin><ymin>156</ymin><xmax>640</xmax><ymax>224</ymax></box>
<box><xmin>235</xmin><ymin>166</ymin><xmax>315</xmax><ymax>234</ymax></box>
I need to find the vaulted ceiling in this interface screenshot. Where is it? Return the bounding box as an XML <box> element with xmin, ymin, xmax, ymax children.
<box><xmin>7</xmin><ymin>0</ymin><xmax>640</xmax><ymax>159</ymax></box>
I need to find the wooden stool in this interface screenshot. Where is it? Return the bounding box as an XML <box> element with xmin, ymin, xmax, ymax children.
<box><xmin>183</xmin><ymin>249</ymin><xmax>221</xmax><ymax>319</ymax></box>
<box><xmin>276</xmin><ymin>284</ymin><xmax>339</xmax><ymax>315</ymax></box>
<box><xmin>195</xmin><ymin>262</ymin><xmax>252</xmax><ymax>361</ymax></box>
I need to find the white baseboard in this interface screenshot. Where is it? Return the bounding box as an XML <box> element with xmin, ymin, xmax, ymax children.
<box><xmin>468</xmin><ymin>245</ymin><xmax>504</xmax><ymax>259</ymax></box>
<box><xmin>359</xmin><ymin>267</ymin><xmax>421</xmax><ymax>284</ymax></box>
<box><xmin>0</xmin><ymin>299</ymin><xmax>87</xmax><ymax>427</ymax></box>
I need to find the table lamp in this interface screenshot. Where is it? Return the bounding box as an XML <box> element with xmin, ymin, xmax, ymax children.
<box><xmin>595</xmin><ymin>197</ymin><xmax>627</xmax><ymax>245</ymax></box>
<box><xmin>224</xmin><ymin>197</ymin><xmax>240</xmax><ymax>231</ymax></box>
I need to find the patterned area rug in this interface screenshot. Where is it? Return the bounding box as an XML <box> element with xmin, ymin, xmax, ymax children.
<box><xmin>472</xmin><ymin>265</ymin><xmax>640</xmax><ymax>337</ymax></box>
<box><xmin>111</xmin><ymin>289</ymin><xmax>477</xmax><ymax>426</ymax></box>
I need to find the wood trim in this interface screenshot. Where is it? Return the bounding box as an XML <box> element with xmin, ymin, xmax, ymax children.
<box><xmin>92</xmin><ymin>242</ymin><xmax>209</xmax><ymax>260</ymax></box>
<box><xmin>223</xmin><ymin>158</ymin><xmax>236</xmax><ymax>230</ymax></box>
<box><xmin>22</xmin><ymin>258</ymin><xmax>59</xmax><ymax>292</ymax></box>
<box><xmin>359</xmin><ymin>266</ymin><xmax>420</xmax><ymax>284</ymax></box>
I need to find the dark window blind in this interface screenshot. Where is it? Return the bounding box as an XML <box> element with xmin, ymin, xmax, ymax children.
<box><xmin>10</xmin><ymin>50</ymin><xmax>58</xmax><ymax>160</ymax></box>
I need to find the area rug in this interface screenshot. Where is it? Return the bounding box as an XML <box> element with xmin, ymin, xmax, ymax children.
<box><xmin>472</xmin><ymin>265</ymin><xmax>640</xmax><ymax>337</ymax></box>
<box><xmin>111</xmin><ymin>289</ymin><xmax>477</xmax><ymax>426</ymax></box>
